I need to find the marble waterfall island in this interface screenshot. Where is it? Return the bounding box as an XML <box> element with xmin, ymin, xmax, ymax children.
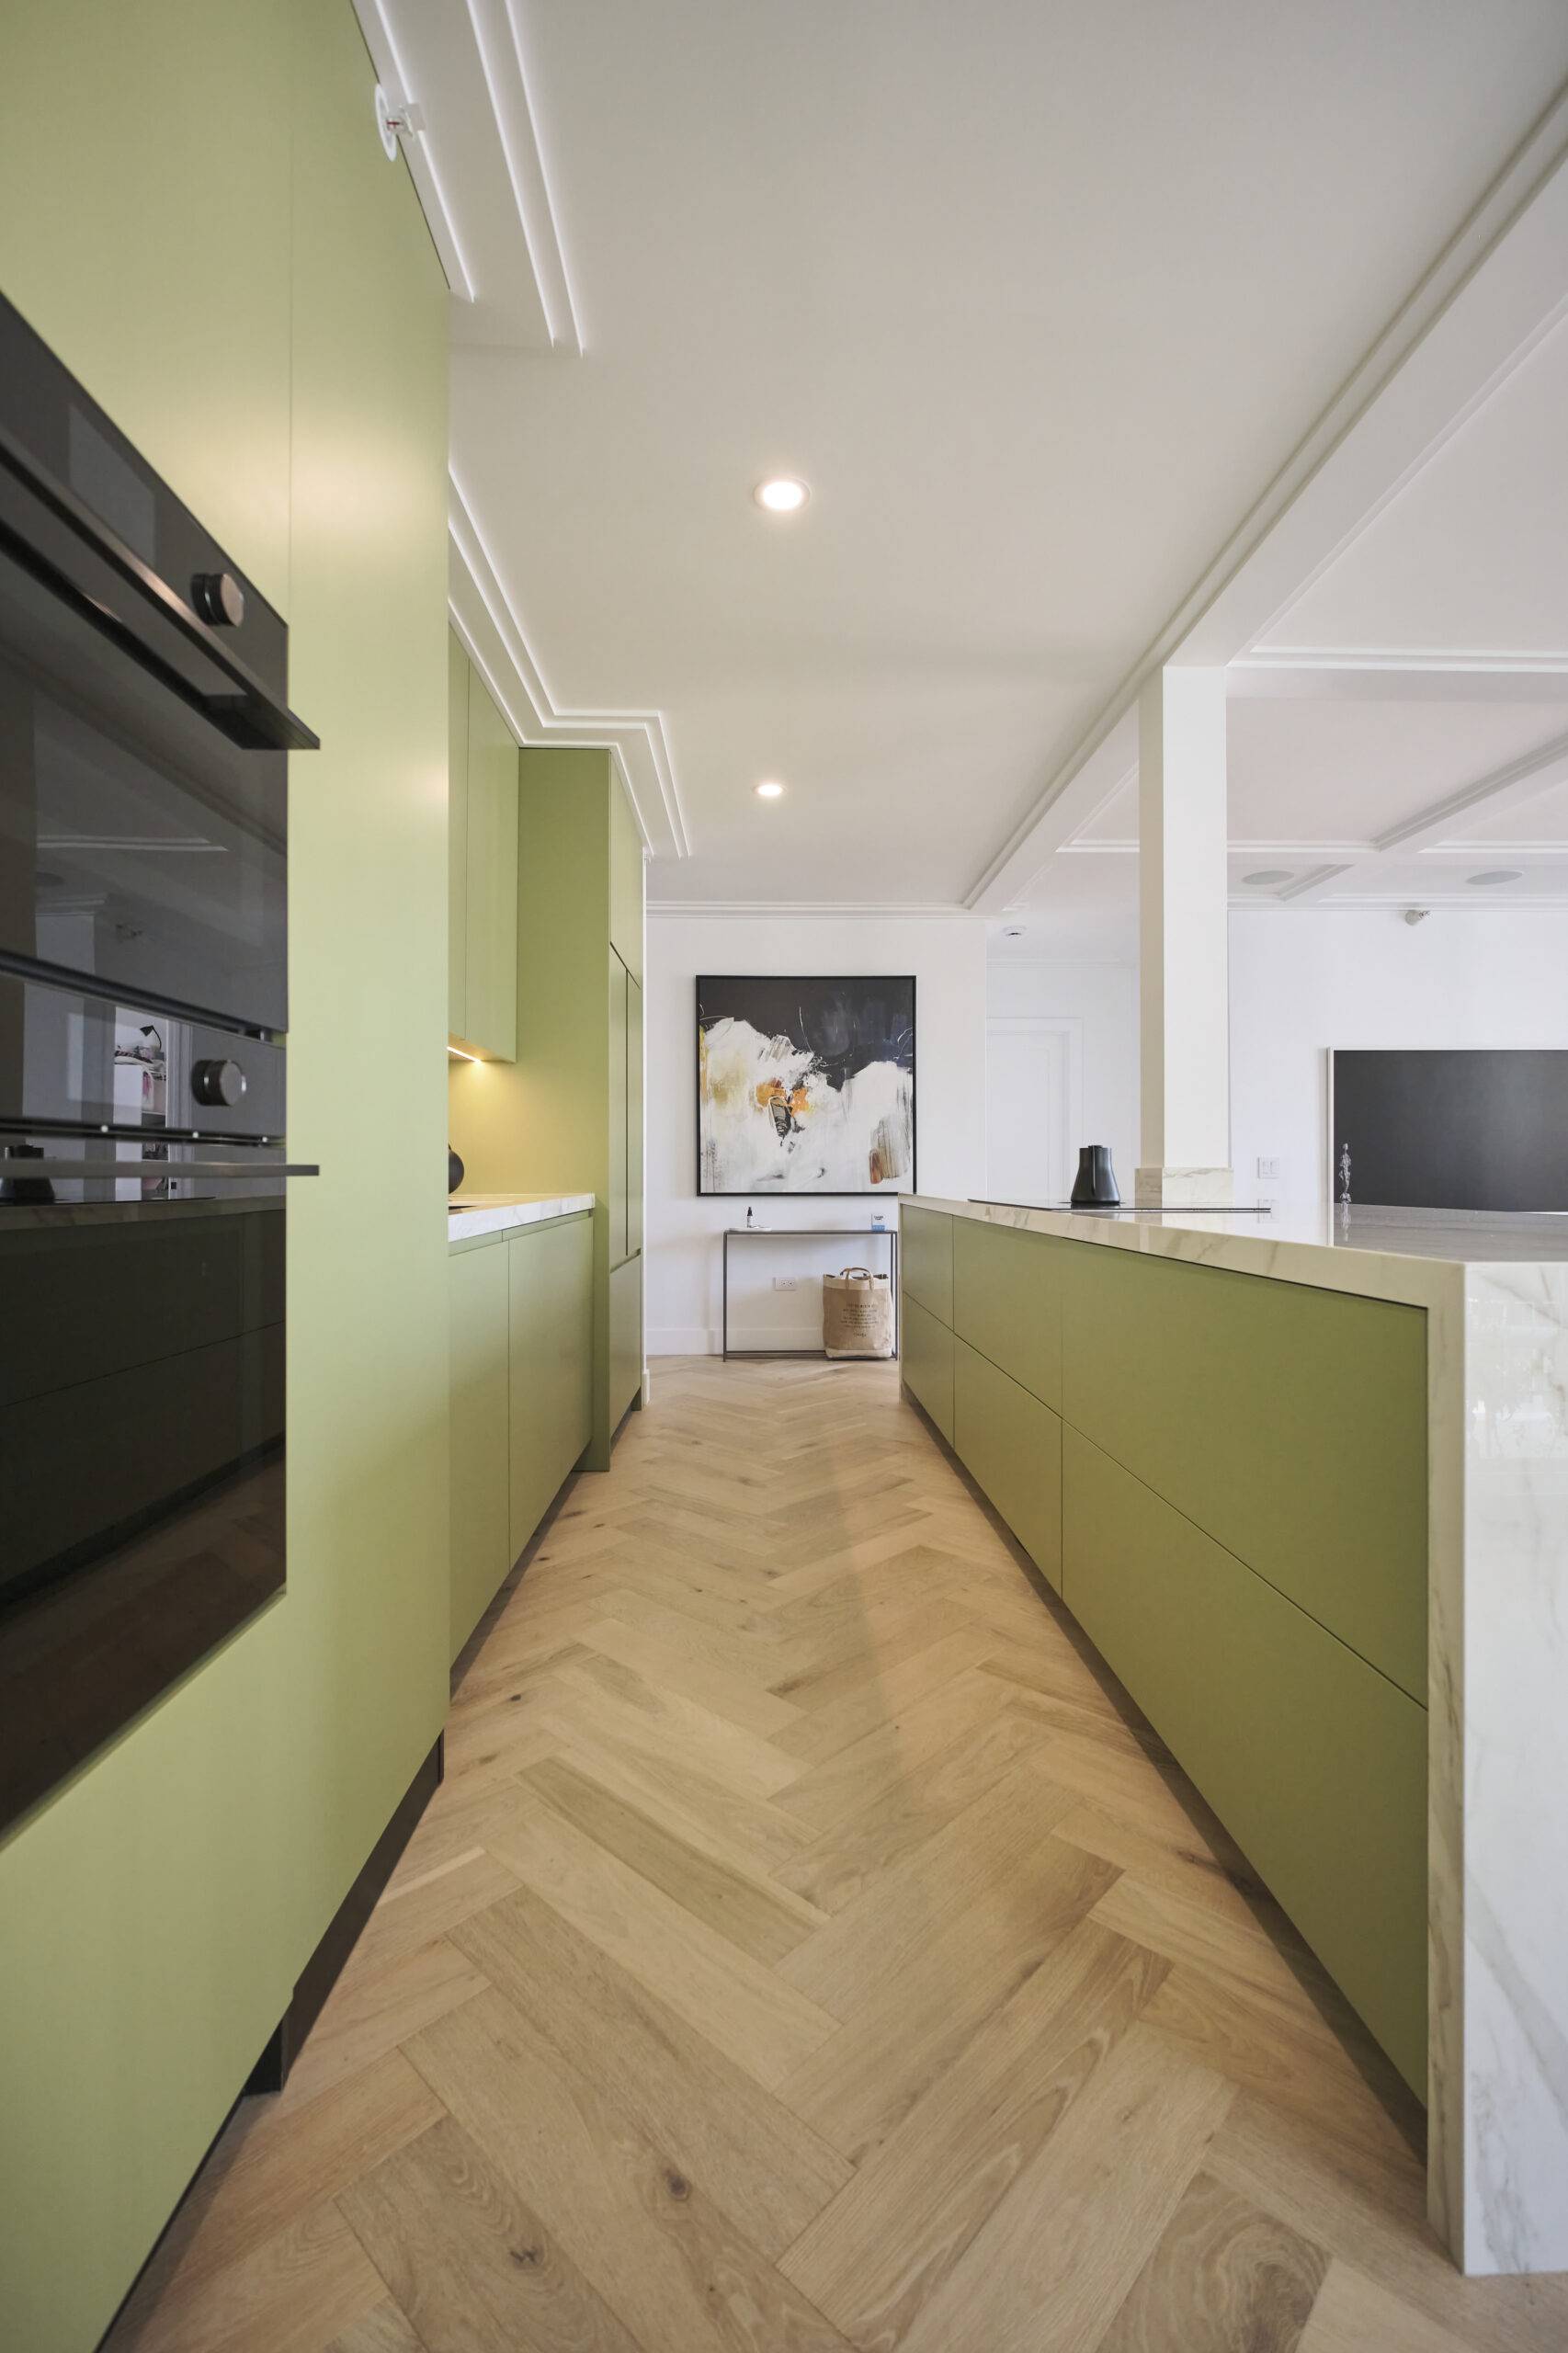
<box><xmin>898</xmin><ymin>1193</ymin><xmax>1568</xmax><ymax>2278</ymax></box>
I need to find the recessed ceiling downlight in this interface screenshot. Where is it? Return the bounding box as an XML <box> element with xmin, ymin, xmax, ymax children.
<box><xmin>754</xmin><ymin>476</ymin><xmax>810</xmax><ymax>514</ymax></box>
<box><xmin>1467</xmin><ymin>869</ymin><xmax>1522</xmax><ymax>886</ymax></box>
<box><xmin>1243</xmin><ymin>869</ymin><xmax>1294</xmax><ymax>886</ymax></box>
<box><xmin>755</xmin><ymin>780</ymin><xmax>786</xmax><ymax>800</ymax></box>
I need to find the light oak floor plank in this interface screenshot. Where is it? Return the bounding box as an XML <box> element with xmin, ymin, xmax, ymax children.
<box><xmin>108</xmin><ymin>1358</ymin><xmax>1565</xmax><ymax>2353</ymax></box>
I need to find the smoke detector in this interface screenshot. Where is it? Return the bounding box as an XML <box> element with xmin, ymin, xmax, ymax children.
<box><xmin>1001</xmin><ymin>925</ymin><xmax>1027</xmax><ymax>939</ymax></box>
<box><xmin>1403</xmin><ymin>908</ymin><xmax>1429</xmax><ymax>926</ymax></box>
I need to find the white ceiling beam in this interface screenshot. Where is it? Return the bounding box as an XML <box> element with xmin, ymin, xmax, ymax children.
<box><xmin>966</xmin><ymin>85</ymin><xmax>1568</xmax><ymax>915</ymax></box>
<box><xmin>1227</xmin><ymin>657</ymin><xmax>1568</xmax><ymax>702</ymax></box>
<box><xmin>1274</xmin><ymin>725</ymin><xmax>1568</xmax><ymax>901</ymax></box>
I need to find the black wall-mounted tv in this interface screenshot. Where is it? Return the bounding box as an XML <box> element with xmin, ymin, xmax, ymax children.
<box><xmin>1329</xmin><ymin>1049</ymin><xmax>1568</xmax><ymax>1212</ymax></box>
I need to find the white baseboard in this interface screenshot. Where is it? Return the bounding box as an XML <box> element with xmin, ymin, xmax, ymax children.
<box><xmin>649</xmin><ymin>1324</ymin><xmax>851</xmax><ymax>1357</ymax></box>
<box><xmin>648</xmin><ymin>1326</ymin><xmax>722</xmax><ymax>1357</ymax></box>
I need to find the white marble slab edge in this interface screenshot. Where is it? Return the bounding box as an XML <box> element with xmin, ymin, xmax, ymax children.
<box><xmin>448</xmin><ymin>1191</ymin><xmax>595</xmax><ymax>1243</ymax></box>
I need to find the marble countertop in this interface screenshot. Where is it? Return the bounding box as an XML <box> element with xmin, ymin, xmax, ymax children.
<box><xmin>448</xmin><ymin>1191</ymin><xmax>595</xmax><ymax>1243</ymax></box>
<box><xmin>904</xmin><ymin>1194</ymin><xmax>1568</xmax><ymax>1312</ymax></box>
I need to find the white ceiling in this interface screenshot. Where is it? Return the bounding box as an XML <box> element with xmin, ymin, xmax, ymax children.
<box><xmin>359</xmin><ymin>1</ymin><xmax>1568</xmax><ymax>917</ymax></box>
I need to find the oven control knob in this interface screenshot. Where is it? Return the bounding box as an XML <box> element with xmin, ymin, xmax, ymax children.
<box><xmin>191</xmin><ymin>1057</ymin><xmax>246</xmax><ymax>1108</ymax></box>
<box><xmin>191</xmin><ymin>570</ymin><xmax>245</xmax><ymax>628</ymax></box>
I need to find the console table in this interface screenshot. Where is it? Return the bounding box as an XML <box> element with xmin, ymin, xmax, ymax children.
<box><xmin>722</xmin><ymin>1225</ymin><xmax>900</xmax><ymax>1361</ymax></box>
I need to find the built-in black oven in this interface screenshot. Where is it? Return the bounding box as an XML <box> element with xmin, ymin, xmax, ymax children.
<box><xmin>0</xmin><ymin>291</ymin><xmax>318</xmax><ymax>1834</ymax></box>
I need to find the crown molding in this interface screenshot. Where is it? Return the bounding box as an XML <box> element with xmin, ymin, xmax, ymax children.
<box><xmin>449</xmin><ymin>472</ymin><xmax>691</xmax><ymax>861</ymax></box>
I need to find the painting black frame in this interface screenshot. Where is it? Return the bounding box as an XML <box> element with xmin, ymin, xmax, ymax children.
<box><xmin>695</xmin><ymin>973</ymin><xmax>918</xmax><ymax>1197</ymax></box>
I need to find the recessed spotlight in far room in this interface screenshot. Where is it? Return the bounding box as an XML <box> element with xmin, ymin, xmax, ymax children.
<box><xmin>1243</xmin><ymin>869</ymin><xmax>1294</xmax><ymax>886</ymax></box>
<box><xmin>1467</xmin><ymin>869</ymin><xmax>1522</xmax><ymax>886</ymax></box>
<box><xmin>754</xmin><ymin>476</ymin><xmax>810</xmax><ymax>514</ymax></box>
<box><xmin>1002</xmin><ymin>925</ymin><xmax>1027</xmax><ymax>938</ymax></box>
<box><xmin>755</xmin><ymin>779</ymin><xmax>786</xmax><ymax>800</ymax></box>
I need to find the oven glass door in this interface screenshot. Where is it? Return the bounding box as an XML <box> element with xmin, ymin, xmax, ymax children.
<box><xmin>0</xmin><ymin>1157</ymin><xmax>284</xmax><ymax>1831</ymax></box>
<box><xmin>0</xmin><ymin>510</ymin><xmax>287</xmax><ymax>1033</ymax></box>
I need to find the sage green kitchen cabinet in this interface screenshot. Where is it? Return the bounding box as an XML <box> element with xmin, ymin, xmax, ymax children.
<box><xmin>452</xmin><ymin>748</ymin><xmax>643</xmax><ymax>1470</ymax></box>
<box><xmin>447</xmin><ymin>631</ymin><xmax>518</xmax><ymax>1063</ymax></box>
<box><xmin>449</xmin><ymin>1236</ymin><xmax>511</xmax><ymax>1661</ymax></box>
<box><xmin>951</xmin><ymin>1217</ymin><xmax>1064</xmax><ymax>1410</ymax></box>
<box><xmin>508</xmin><ymin>1213</ymin><xmax>594</xmax><ymax>1558</ymax></box>
<box><xmin>901</xmin><ymin>1202</ymin><xmax>953</xmax><ymax>1325</ymax></box>
<box><xmin>626</xmin><ymin>970</ymin><xmax>643</xmax><ymax>1259</ymax></box>
<box><xmin>609</xmin><ymin>944</ymin><xmax>630</xmax><ymax>1267</ymax></box>
<box><xmin>610</xmin><ymin>780</ymin><xmax>643</xmax><ymax>983</ymax></box>
<box><xmin>1062</xmin><ymin>1426</ymin><xmax>1427</xmax><ymax>2093</ymax></box>
<box><xmin>953</xmin><ymin>1335</ymin><xmax>1062</xmax><ymax>1590</ymax></box>
<box><xmin>463</xmin><ymin>662</ymin><xmax>519</xmax><ymax>1061</ymax></box>
<box><xmin>901</xmin><ymin>1292</ymin><xmax>955</xmax><ymax>1441</ymax></box>
<box><xmin>609</xmin><ymin>1252</ymin><xmax>643</xmax><ymax>1429</ymax></box>
<box><xmin>447</xmin><ymin>631</ymin><xmax>471</xmax><ymax>1042</ymax></box>
<box><xmin>0</xmin><ymin>6</ymin><xmax>450</xmax><ymax>2344</ymax></box>
<box><xmin>1062</xmin><ymin>1239</ymin><xmax>1427</xmax><ymax>1701</ymax></box>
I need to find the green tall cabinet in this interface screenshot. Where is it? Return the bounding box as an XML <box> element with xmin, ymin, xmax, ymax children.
<box><xmin>449</xmin><ymin>747</ymin><xmax>644</xmax><ymax>1470</ymax></box>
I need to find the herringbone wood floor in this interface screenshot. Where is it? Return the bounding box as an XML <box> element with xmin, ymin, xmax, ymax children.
<box><xmin>108</xmin><ymin>1358</ymin><xmax>1568</xmax><ymax>2353</ymax></box>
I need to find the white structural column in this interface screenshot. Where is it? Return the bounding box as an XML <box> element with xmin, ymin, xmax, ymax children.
<box><xmin>1136</xmin><ymin>665</ymin><xmax>1232</xmax><ymax>1207</ymax></box>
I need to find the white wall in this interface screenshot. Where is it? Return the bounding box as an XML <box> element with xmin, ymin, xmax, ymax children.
<box><xmin>645</xmin><ymin>913</ymin><xmax>987</xmax><ymax>1355</ymax></box>
<box><xmin>985</xmin><ymin>959</ymin><xmax>1138</xmax><ymax>1203</ymax></box>
<box><xmin>1230</xmin><ymin>907</ymin><xmax>1568</xmax><ymax>1207</ymax></box>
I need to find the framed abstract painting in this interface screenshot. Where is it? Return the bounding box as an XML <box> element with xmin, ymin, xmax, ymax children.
<box><xmin>697</xmin><ymin>974</ymin><xmax>916</xmax><ymax>1195</ymax></box>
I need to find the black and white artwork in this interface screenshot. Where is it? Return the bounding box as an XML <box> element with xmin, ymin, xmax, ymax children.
<box><xmin>697</xmin><ymin>975</ymin><xmax>916</xmax><ymax>1195</ymax></box>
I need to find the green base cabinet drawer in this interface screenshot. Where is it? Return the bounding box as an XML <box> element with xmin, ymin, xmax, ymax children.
<box><xmin>951</xmin><ymin>1219</ymin><xmax>1063</xmax><ymax>1410</ymax></box>
<box><xmin>450</xmin><ymin>1240</ymin><xmax>511</xmax><ymax>1661</ymax></box>
<box><xmin>902</xmin><ymin>1292</ymin><xmax>955</xmax><ymax>1442</ymax></box>
<box><xmin>1062</xmin><ymin>1242</ymin><xmax>1427</xmax><ymax>1701</ymax></box>
<box><xmin>901</xmin><ymin>1204</ymin><xmax>953</xmax><ymax>1325</ymax></box>
<box><xmin>1062</xmin><ymin>1427</ymin><xmax>1426</xmax><ymax>2093</ymax></box>
<box><xmin>954</xmin><ymin>1336</ymin><xmax>1062</xmax><ymax>1590</ymax></box>
<box><xmin>509</xmin><ymin>1215</ymin><xmax>593</xmax><ymax>1557</ymax></box>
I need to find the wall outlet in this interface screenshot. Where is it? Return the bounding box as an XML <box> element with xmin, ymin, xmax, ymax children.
<box><xmin>772</xmin><ymin>1275</ymin><xmax>799</xmax><ymax>1291</ymax></box>
<box><xmin>1256</xmin><ymin>1156</ymin><xmax>1280</xmax><ymax>1179</ymax></box>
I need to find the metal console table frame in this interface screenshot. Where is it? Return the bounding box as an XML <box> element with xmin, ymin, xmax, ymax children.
<box><xmin>722</xmin><ymin>1226</ymin><xmax>900</xmax><ymax>1361</ymax></box>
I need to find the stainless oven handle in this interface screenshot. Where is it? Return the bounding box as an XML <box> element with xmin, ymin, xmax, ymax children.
<box><xmin>6</xmin><ymin>1161</ymin><xmax>320</xmax><ymax>1179</ymax></box>
<box><xmin>0</xmin><ymin>423</ymin><xmax>320</xmax><ymax>755</ymax></box>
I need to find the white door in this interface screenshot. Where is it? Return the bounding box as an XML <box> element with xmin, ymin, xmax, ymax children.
<box><xmin>985</xmin><ymin>1017</ymin><xmax>1082</xmax><ymax>1205</ymax></box>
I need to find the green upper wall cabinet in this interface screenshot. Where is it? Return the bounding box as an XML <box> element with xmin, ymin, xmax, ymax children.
<box><xmin>1061</xmin><ymin>1241</ymin><xmax>1428</xmax><ymax>1701</ymax></box>
<box><xmin>448</xmin><ymin>631</ymin><xmax>471</xmax><ymax>1040</ymax></box>
<box><xmin>447</xmin><ymin>632</ymin><xmax>518</xmax><ymax>1062</ymax></box>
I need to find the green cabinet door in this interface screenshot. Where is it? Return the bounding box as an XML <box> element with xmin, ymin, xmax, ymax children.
<box><xmin>609</xmin><ymin>776</ymin><xmax>643</xmax><ymax>982</ymax></box>
<box><xmin>448</xmin><ymin>631</ymin><xmax>470</xmax><ymax>1043</ymax></box>
<box><xmin>609</xmin><ymin>1251</ymin><xmax>642</xmax><ymax>1429</ymax></box>
<box><xmin>608</xmin><ymin>948</ymin><xmax>630</xmax><ymax>1267</ymax></box>
<box><xmin>902</xmin><ymin>1204</ymin><xmax>953</xmax><ymax>1325</ymax></box>
<box><xmin>902</xmin><ymin>1292</ymin><xmax>955</xmax><ymax>1442</ymax></box>
<box><xmin>627</xmin><ymin>971</ymin><xmax>643</xmax><ymax>1259</ymax></box>
<box><xmin>450</xmin><ymin>1238</ymin><xmax>511</xmax><ymax>1661</ymax></box>
<box><xmin>464</xmin><ymin>666</ymin><xmax>518</xmax><ymax>1062</ymax></box>
<box><xmin>951</xmin><ymin>1219</ymin><xmax>1064</xmax><ymax>1410</ymax></box>
<box><xmin>953</xmin><ymin>1336</ymin><xmax>1062</xmax><ymax>1590</ymax></box>
<box><xmin>509</xmin><ymin>1214</ymin><xmax>594</xmax><ymax>1557</ymax></box>
<box><xmin>1062</xmin><ymin>1427</ymin><xmax>1427</xmax><ymax>2093</ymax></box>
<box><xmin>1062</xmin><ymin>1243</ymin><xmax>1428</xmax><ymax>1701</ymax></box>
